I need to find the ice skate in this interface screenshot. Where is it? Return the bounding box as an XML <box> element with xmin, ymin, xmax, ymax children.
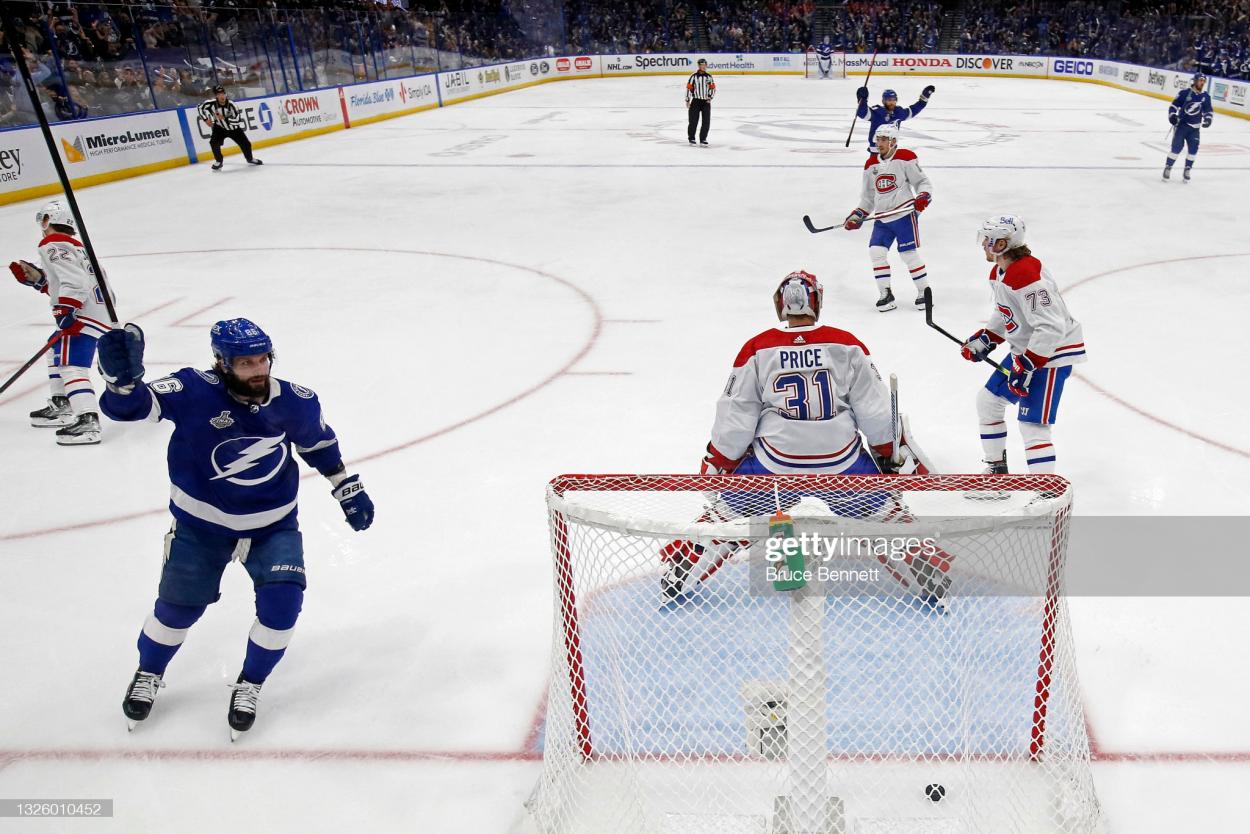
<box><xmin>30</xmin><ymin>395</ymin><xmax>72</xmax><ymax>427</ymax></box>
<box><xmin>123</xmin><ymin>670</ymin><xmax>165</xmax><ymax>730</ymax></box>
<box><xmin>228</xmin><ymin>674</ymin><xmax>264</xmax><ymax>741</ymax></box>
<box><xmin>875</xmin><ymin>288</ymin><xmax>896</xmax><ymax>312</ymax></box>
<box><xmin>55</xmin><ymin>412</ymin><xmax>101</xmax><ymax>445</ymax></box>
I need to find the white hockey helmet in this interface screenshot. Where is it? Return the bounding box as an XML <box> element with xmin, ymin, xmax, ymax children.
<box><xmin>977</xmin><ymin>214</ymin><xmax>1026</xmax><ymax>255</ymax></box>
<box><xmin>35</xmin><ymin>199</ymin><xmax>75</xmax><ymax>232</ymax></box>
<box><xmin>875</xmin><ymin>123</ymin><xmax>899</xmax><ymax>153</ymax></box>
<box><xmin>773</xmin><ymin>270</ymin><xmax>823</xmax><ymax>321</ymax></box>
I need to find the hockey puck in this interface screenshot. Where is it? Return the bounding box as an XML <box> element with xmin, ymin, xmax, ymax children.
<box><xmin>925</xmin><ymin>784</ymin><xmax>946</xmax><ymax>802</ymax></box>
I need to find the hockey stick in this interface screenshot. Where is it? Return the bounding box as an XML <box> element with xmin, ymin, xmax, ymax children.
<box><xmin>922</xmin><ymin>287</ymin><xmax>1009</xmax><ymax>377</ymax></box>
<box><xmin>802</xmin><ymin>199</ymin><xmax>915</xmax><ymax>234</ymax></box>
<box><xmin>0</xmin><ymin>331</ymin><xmax>64</xmax><ymax>398</ymax></box>
<box><xmin>889</xmin><ymin>373</ymin><xmax>899</xmax><ymax>464</ymax></box>
<box><xmin>845</xmin><ymin>47</ymin><xmax>879</xmax><ymax>147</ymax></box>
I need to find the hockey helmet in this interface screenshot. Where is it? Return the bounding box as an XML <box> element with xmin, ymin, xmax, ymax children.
<box><xmin>211</xmin><ymin>318</ymin><xmax>274</xmax><ymax>365</ymax></box>
<box><xmin>1191</xmin><ymin>73</ymin><xmax>1207</xmax><ymax>88</ymax></box>
<box><xmin>773</xmin><ymin>270</ymin><xmax>823</xmax><ymax>321</ymax></box>
<box><xmin>881</xmin><ymin>88</ymin><xmax>898</xmax><ymax>102</ymax></box>
<box><xmin>35</xmin><ymin>199</ymin><xmax>75</xmax><ymax>233</ymax></box>
<box><xmin>977</xmin><ymin>214</ymin><xmax>1027</xmax><ymax>254</ymax></box>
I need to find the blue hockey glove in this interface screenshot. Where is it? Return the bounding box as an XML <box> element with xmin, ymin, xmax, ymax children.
<box><xmin>52</xmin><ymin>303</ymin><xmax>78</xmax><ymax>331</ymax></box>
<box><xmin>1007</xmin><ymin>353</ymin><xmax>1037</xmax><ymax>398</ymax></box>
<box><xmin>960</xmin><ymin>328</ymin><xmax>1001</xmax><ymax>362</ymax></box>
<box><xmin>1168</xmin><ymin>112</ymin><xmax>1179</xmax><ymax>126</ymax></box>
<box><xmin>97</xmin><ymin>323</ymin><xmax>146</xmax><ymax>389</ymax></box>
<box><xmin>1202</xmin><ymin>113</ymin><xmax>1212</xmax><ymax>128</ymax></box>
<box><xmin>332</xmin><ymin>474</ymin><xmax>374</xmax><ymax>531</ymax></box>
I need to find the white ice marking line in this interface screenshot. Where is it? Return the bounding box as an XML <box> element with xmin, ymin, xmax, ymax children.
<box><xmin>273</xmin><ymin>162</ymin><xmax>1250</xmax><ymax>171</ymax></box>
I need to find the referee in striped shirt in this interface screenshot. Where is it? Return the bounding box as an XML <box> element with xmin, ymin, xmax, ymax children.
<box><xmin>685</xmin><ymin>59</ymin><xmax>715</xmax><ymax>146</ymax></box>
<box><xmin>198</xmin><ymin>85</ymin><xmax>262</xmax><ymax>171</ymax></box>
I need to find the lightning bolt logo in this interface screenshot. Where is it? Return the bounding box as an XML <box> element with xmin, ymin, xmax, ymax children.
<box><xmin>210</xmin><ymin>434</ymin><xmax>289</xmax><ymax>486</ymax></box>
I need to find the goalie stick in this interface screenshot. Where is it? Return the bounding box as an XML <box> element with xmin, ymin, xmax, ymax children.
<box><xmin>922</xmin><ymin>287</ymin><xmax>1010</xmax><ymax>376</ymax></box>
<box><xmin>803</xmin><ymin>199</ymin><xmax>915</xmax><ymax>234</ymax></box>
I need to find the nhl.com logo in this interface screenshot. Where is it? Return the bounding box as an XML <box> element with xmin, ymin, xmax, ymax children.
<box><xmin>875</xmin><ymin>173</ymin><xmax>897</xmax><ymax>193</ymax></box>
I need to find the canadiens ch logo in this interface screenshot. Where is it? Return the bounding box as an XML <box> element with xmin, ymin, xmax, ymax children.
<box><xmin>210</xmin><ymin>433</ymin><xmax>288</xmax><ymax>485</ymax></box>
<box><xmin>875</xmin><ymin>174</ymin><xmax>897</xmax><ymax>193</ymax></box>
<box><xmin>209</xmin><ymin>411</ymin><xmax>234</xmax><ymax>429</ymax></box>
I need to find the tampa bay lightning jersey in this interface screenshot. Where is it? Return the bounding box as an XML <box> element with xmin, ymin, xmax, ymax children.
<box><xmin>100</xmin><ymin>368</ymin><xmax>344</xmax><ymax>536</ymax></box>
<box><xmin>816</xmin><ymin>43</ymin><xmax>835</xmax><ymax>59</ymax></box>
<box><xmin>1169</xmin><ymin>88</ymin><xmax>1212</xmax><ymax>129</ymax></box>
<box><xmin>855</xmin><ymin>98</ymin><xmax>928</xmax><ymax>151</ymax></box>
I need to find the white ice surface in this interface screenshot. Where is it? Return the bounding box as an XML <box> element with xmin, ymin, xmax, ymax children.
<box><xmin>1</xmin><ymin>74</ymin><xmax>1247</xmax><ymax>833</ymax></box>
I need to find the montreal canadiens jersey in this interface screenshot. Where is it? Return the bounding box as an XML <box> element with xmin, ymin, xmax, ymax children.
<box><xmin>985</xmin><ymin>256</ymin><xmax>1086</xmax><ymax>368</ymax></box>
<box><xmin>710</xmin><ymin>324</ymin><xmax>895</xmax><ymax>474</ymax></box>
<box><xmin>100</xmin><ymin>368</ymin><xmax>344</xmax><ymax>536</ymax></box>
<box><xmin>38</xmin><ymin>233</ymin><xmax>114</xmax><ymax>336</ymax></box>
<box><xmin>857</xmin><ymin>149</ymin><xmax>931</xmax><ymax>217</ymax></box>
<box><xmin>1169</xmin><ymin>88</ymin><xmax>1212</xmax><ymax>129</ymax></box>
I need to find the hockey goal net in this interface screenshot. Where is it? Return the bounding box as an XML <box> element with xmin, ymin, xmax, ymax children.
<box><xmin>528</xmin><ymin>474</ymin><xmax>1100</xmax><ymax>834</ymax></box>
<box><xmin>805</xmin><ymin>47</ymin><xmax>847</xmax><ymax>79</ymax></box>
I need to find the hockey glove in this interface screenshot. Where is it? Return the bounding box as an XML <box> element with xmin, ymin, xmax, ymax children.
<box><xmin>52</xmin><ymin>303</ymin><xmax>80</xmax><ymax>332</ymax></box>
<box><xmin>700</xmin><ymin>442</ymin><xmax>739</xmax><ymax>476</ymax></box>
<box><xmin>332</xmin><ymin>474</ymin><xmax>375</xmax><ymax>531</ymax></box>
<box><xmin>920</xmin><ymin>85</ymin><xmax>935</xmax><ymax>101</ymax></box>
<box><xmin>1168</xmin><ymin>112</ymin><xmax>1179</xmax><ymax>126</ymax></box>
<box><xmin>1007</xmin><ymin>353</ymin><xmax>1037</xmax><ymax>398</ymax></box>
<box><xmin>960</xmin><ymin>328</ymin><xmax>1002</xmax><ymax>362</ymax></box>
<box><xmin>97</xmin><ymin>323</ymin><xmax>146</xmax><ymax>390</ymax></box>
<box><xmin>856</xmin><ymin>86</ymin><xmax>869</xmax><ymax>101</ymax></box>
<box><xmin>869</xmin><ymin>442</ymin><xmax>902</xmax><ymax>475</ymax></box>
<box><xmin>1202</xmin><ymin>113</ymin><xmax>1213</xmax><ymax>128</ymax></box>
<box><xmin>10</xmin><ymin>260</ymin><xmax>47</xmax><ymax>292</ymax></box>
<box><xmin>844</xmin><ymin>208</ymin><xmax>868</xmax><ymax>231</ymax></box>
<box><xmin>913</xmin><ymin>192</ymin><xmax>932</xmax><ymax>212</ymax></box>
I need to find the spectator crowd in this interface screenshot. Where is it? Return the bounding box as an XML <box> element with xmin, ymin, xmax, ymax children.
<box><xmin>1</xmin><ymin>0</ymin><xmax>1246</xmax><ymax>130</ymax></box>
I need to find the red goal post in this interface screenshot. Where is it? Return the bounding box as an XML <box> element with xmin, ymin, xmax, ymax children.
<box><xmin>529</xmin><ymin>473</ymin><xmax>1101</xmax><ymax>834</ymax></box>
<box><xmin>805</xmin><ymin>46</ymin><xmax>847</xmax><ymax>79</ymax></box>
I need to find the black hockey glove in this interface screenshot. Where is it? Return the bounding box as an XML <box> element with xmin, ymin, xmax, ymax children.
<box><xmin>856</xmin><ymin>86</ymin><xmax>869</xmax><ymax>101</ymax></box>
<box><xmin>1202</xmin><ymin>113</ymin><xmax>1213</xmax><ymax>128</ymax></box>
<box><xmin>921</xmin><ymin>85</ymin><xmax>935</xmax><ymax>101</ymax></box>
<box><xmin>1169</xmin><ymin>112</ymin><xmax>1179</xmax><ymax>126</ymax></box>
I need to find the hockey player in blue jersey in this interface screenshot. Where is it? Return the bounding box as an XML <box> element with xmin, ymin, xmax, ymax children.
<box><xmin>855</xmin><ymin>84</ymin><xmax>934</xmax><ymax>153</ymax></box>
<box><xmin>97</xmin><ymin>318</ymin><xmax>375</xmax><ymax>738</ymax></box>
<box><xmin>1163</xmin><ymin>73</ymin><xmax>1213</xmax><ymax>182</ymax></box>
<box><xmin>814</xmin><ymin>37</ymin><xmax>837</xmax><ymax>78</ymax></box>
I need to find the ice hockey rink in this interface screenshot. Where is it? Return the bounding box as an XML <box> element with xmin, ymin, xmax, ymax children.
<box><xmin>1</xmin><ymin>73</ymin><xmax>1248</xmax><ymax>833</ymax></box>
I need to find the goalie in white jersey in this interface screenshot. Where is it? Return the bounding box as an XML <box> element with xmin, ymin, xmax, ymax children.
<box><xmin>9</xmin><ymin>200</ymin><xmax>115</xmax><ymax>445</ymax></box>
<box><xmin>960</xmin><ymin>215</ymin><xmax>1086</xmax><ymax>474</ymax></box>
<box><xmin>842</xmin><ymin>123</ymin><xmax>933</xmax><ymax>312</ymax></box>
<box><xmin>702</xmin><ymin>270</ymin><xmax>911</xmax><ymax>478</ymax></box>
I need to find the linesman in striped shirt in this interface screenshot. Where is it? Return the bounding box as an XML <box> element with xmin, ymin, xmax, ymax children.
<box><xmin>198</xmin><ymin>85</ymin><xmax>263</xmax><ymax>171</ymax></box>
<box><xmin>685</xmin><ymin>59</ymin><xmax>715</xmax><ymax>146</ymax></box>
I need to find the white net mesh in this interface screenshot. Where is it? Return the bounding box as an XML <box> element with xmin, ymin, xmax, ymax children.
<box><xmin>528</xmin><ymin>474</ymin><xmax>1100</xmax><ymax>834</ymax></box>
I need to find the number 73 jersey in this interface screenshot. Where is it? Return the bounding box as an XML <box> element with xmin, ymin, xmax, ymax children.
<box><xmin>985</xmin><ymin>256</ymin><xmax>1086</xmax><ymax>369</ymax></box>
<box><xmin>710</xmin><ymin>325</ymin><xmax>895</xmax><ymax>474</ymax></box>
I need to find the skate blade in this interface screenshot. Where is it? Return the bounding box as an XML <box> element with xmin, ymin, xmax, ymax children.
<box><xmin>56</xmin><ymin>434</ymin><xmax>101</xmax><ymax>446</ymax></box>
<box><xmin>31</xmin><ymin>420</ymin><xmax>74</xmax><ymax>428</ymax></box>
<box><xmin>876</xmin><ymin>302</ymin><xmax>897</xmax><ymax>312</ymax></box>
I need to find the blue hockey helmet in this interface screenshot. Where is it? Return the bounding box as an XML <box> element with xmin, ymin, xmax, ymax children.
<box><xmin>882</xmin><ymin>88</ymin><xmax>898</xmax><ymax>102</ymax></box>
<box><xmin>210</xmin><ymin>318</ymin><xmax>274</xmax><ymax>365</ymax></box>
<box><xmin>1192</xmin><ymin>72</ymin><xmax>1207</xmax><ymax>86</ymax></box>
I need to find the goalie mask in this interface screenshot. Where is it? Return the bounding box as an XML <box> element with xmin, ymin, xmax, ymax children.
<box><xmin>977</xmin><ymin>214</ymin><xmax>1026</xmax><ymax>256</ymax></box>
<box><xmin>773</xmin><ymin>270</ymin><xmax>822</xmax><ymax>321</ymax></box>
<box><xmin>35</xmin><ymin>199</ymin><xmax>75</xmax><ymax>233</ymax></box>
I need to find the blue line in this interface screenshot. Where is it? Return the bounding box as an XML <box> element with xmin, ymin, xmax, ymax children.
<box><xmin>176</xmin><ymin>108</ymin><xmax>197</xmax><ymax>165</ymax></box>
